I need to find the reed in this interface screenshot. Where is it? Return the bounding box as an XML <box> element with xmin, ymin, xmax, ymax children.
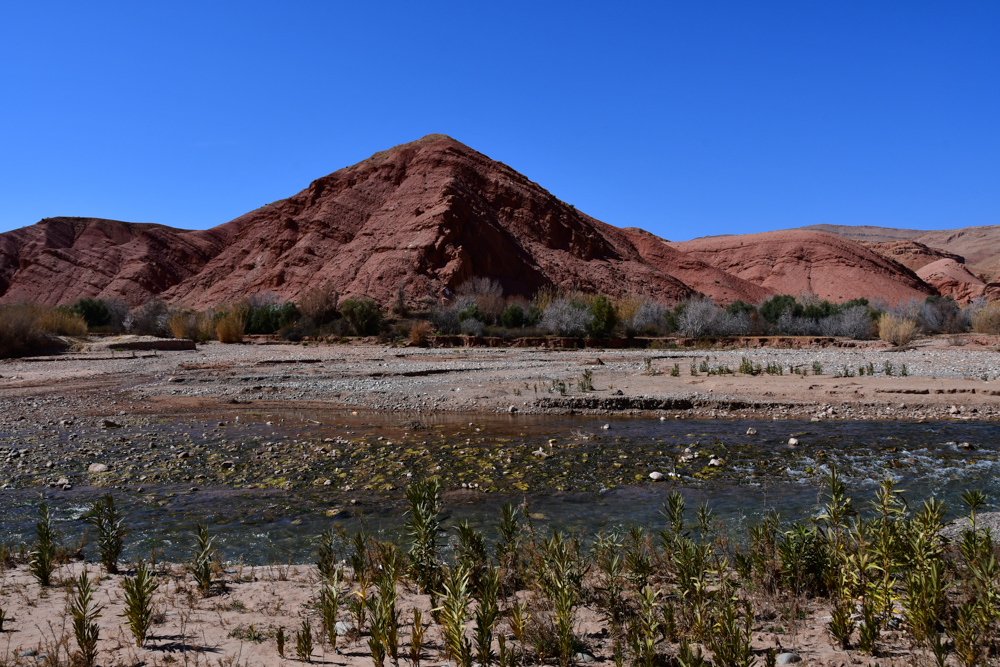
<box><xmin>409</xmin><ymin>608</ymin><xmax>425</xmax><ymax>667</ymax></box>
<box><xmin>121</xmin><ymin>560</ymin><xmax>157</xmax><ymax>647</ymax></box>
<box><xmin>189</xmin><ymin>523</ymin><xmax>216</xmax><ymax>595</ymax></box>
<box><xmin>275</xmin><ymin>626</ymin><xmax>286</xmax><ymax>658</ymax></box>
<box><xmin>87</xmin><ymin>493</ymin><xmax>125</xmax><ymax>574</ymax></box>
<box><xmin>295</xmin><ymin>617</ymin><xmax>313</xmax><ymax>663</ymax></box>
<box><xmin>405</xmin><ymin>479</ymin><xmax>443</xmax><ymax>593</ymax></box>
<box><xmin>320</xmin><ymin>565</ymin><xmax>342</xmax><ymax>651</ymax></box>
<box><xmin>71</xmin><ymin>569</ymin><xmax>103</xmax><ymax>667</ymax></box>
<box><xmin>29</xmin><ymin>503</ymin><xmax>57</xmax><ymax>586</ymax></box>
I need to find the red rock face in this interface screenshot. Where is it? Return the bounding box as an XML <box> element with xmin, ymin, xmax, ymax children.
<box><xmin>863</xmin><ymin>240</ymin><xmax>966</xmax><ymax>273</ymax></box>
<box><xmin>0</xmin><ymin>217</ymin><xmax>230</xmax><ymax>307</ymax></box>
<box><xmin>0</xmin><ymin>134</ymin><xmax>956</xmax><ymax>310</ymax></box>
<box><xmin>671</xmin><ymin>230</ymin><xmax>936</xmax><ymax>305</ymax></box>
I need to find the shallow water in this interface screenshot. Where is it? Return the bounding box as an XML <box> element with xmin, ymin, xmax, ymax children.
<box><xmin>1</xmin><ymin>413</ymin><xmax>998</xmax><ymax>563</ymax></box>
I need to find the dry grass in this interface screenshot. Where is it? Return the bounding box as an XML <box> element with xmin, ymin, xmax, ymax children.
<box><xmin>0</xmin><ymin>304</ymin><xmax>86</xmax><ymax>358</ymax></box>
<box><xmin>298</xmin><ymin>282</ymin><xmax>339</xmax><ymax>325</ymax></box>
<box><xmin>409</xmin><ymin>321</ymin><xmax>433</xmax><ymax>347</ymax></box>
<box><xmin>168</xmin><ymin>311</ymin><xmax>215</xmax><ymax>342</ymax></box>
<box><xmin>38</xmin><ymin>308</ymin><xmax>87</xmax><ymax>336</ymax></box>
<box><xmin>971</xmin><ymin>301</ymin><xmax>1000</xmax><ymax>334</ymax></box>
<box><xmin>878</xmin><ymin>313</ymin><xmax>918</xmax><ymax>346</ymax></box>
<box><xmin>216</xmin><ymin>310</ymin><xmax>247</xmax><ymax>344</ymax></box>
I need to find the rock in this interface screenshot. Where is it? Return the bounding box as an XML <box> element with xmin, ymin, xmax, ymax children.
<box><xmin>102</xmin><ymin>419</ymin><xmax>121</xmax><ymax>428</ymax></box>
<box><xmin>961</xmin><ymin>442</ymin><xmax>976</xmax><ymax>450</ymax></box>
<box><xmin>614</xmin><ymin>389</ymin><xmax>624</xmax><ymax>395</ymax></box>
<box><xmin>788</xmin><ymin>437</ymin><xmax>800</xmax><ymax>446</ymax></box>
<box><xmin>949</xmin><ymin>405</ymin><xmax>961</xmax><ymax>415</ymax></box>
<box><xmin>168</xmin><ymin>376</ymin><xmax>184</xmax><ymax>383</ymax></box>
<box><xmin>334</xmin><ymin>621</ymin><xmax>354</xmax><ymax>635</ymax></box>
<box><xmin>508</xmin><ymin>405</ymin><xmax>518</xmax><ymax>414</ymax></box>
<box><xmin>574</xmin><ymin>653</ymin><xmax>596</xmax><ymax>664</ymax></box>
<box><xmin>601</xmin><ymin>423</ymin><xmax>611</xmax><ymax>429</ymax></box>
<box><xmin>18</xmin><ymin>649</ymin><xmax>37</xmax><ymax>658</ymax></box>
<box><xmin>746</xmin><ymin>427</ymin><xmax>757</xmax><ymax>435</ymax></box>
<box><xmin>56</xmin><ymin>477</ymin><xmax>69</xmax><ymax>486</ymax></box>
<box><xmin>649</xmin><ymin>471</ymin><xmax>665</xmax><ymax>481</ymax></box>
<box><xmin>776</xmin><ymin>653</ymin><xmax>801</xmax><ymax>665</ymax></box>
<box><xmin>532</xmin><ymin>448</ymin><xmax>548</xmax><ymax>458</ymax></box>
<box><xmin>708</xmin><ymin>457</ymin><xmax>724</xmax><ymax>467</ymax></box>
<box><xmin>58</xmin><ymin>419</ymin><xmax>73</xmax><ymax>426</ymax></box>
<box><xmin>87</xmin><ymin>463</ymin><xmax>109</xmax><ymax>473</ymax></box>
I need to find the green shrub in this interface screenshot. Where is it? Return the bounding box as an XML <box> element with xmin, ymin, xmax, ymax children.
<box><xmin>70</xmin><ymin>298</ymin><xmax>111</xmax><ymax>328</ymax></box>
<box><xmin>457</xmin><ymin>303</ymin><xmax>485</xmax><ymax>323</ymax></box>
<box><xmin>340</xmin><ymin>298</ymin><xmax>383</xmax><ymax>336</ymax></box>
<box><xmin>501</xmin><ymin>304</ymin><xmax>526</xmax><ymax>328</ymax></box>
<box><xmin>29</xmin><ymin>503</ymin><xmax>57</xmax><ymax>586</ymax></box>
<box><xmin>588</xmin><ymin>295</ymin><xmax>617</xmax><ymax>338</ymax></box>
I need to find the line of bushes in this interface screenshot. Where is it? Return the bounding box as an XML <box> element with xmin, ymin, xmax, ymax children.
<box><xmin>5</xmin><ymin>283</ymin><xmax>1000</xmax><ymax>358</ymax></box>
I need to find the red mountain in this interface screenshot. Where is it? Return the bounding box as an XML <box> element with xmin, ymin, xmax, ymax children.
<box><xmin>0</xmin><ymin>134</ymin><xmax>951</xmax><ymax>309</ymax></box>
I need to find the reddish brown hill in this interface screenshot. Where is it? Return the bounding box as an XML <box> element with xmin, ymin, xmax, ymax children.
<box><xmin>620</xmin><ymin>228</ymin><xmax>771</xmax><ymax>304</ymax></box>
<box><xmin>671</xmin><ymin>230</ymin><xmax>936</xmax><ymax>304</ymax></box>
<box><xmin>0</xmin><ymin>217</ymin><xmax>231</xmax><ymax>306</ymax></box>
<box><xmin>862</xmin><ymin>240</ymin><xmax>966</xmax><ymax>273</ymax></box>
<box><xmin>159</xmin><ymin>135</ymin><xmax>694</xmax><ymax>308</ymax></box>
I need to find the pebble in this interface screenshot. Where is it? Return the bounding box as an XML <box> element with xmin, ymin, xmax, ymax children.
<box><xmin>746</xmin><ymin>427</ymin><xmax>757</xmax><ymax>435</ymax></box>
<box><xmin>776</xmin><ymin>654</ymin><xmax>801</xmax><ymax>665</ymax></box>
<box><xmin>649</xmin><ymin>471</ymin><xmax>665</xmax><ymax>481</ymax></box>
<box><xmin>574</xmin><ymin>653</ymin><xmax>596</xmax><ymax>664</ymax></box>
<box><xmin>334</xmin><ymin>621</ymin><xmax>354</xmax><ymax>634</ymax></box>
<box><xmin>788</xmin><ymin>437</ymin><xmax>799</xmax><ymax>446</ymax></box>
<box><xmin>102</xmin><ymin>419</ymin><xmax>121</xmax><ymax>428</ymax></box>
<box><xmin>87</xmin><ymin>463</ymin><xmax>109</xmax><ymax>473</ymax></box>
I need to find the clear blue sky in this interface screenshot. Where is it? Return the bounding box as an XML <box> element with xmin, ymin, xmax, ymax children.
<box><xmin>1</xmin><ymin>2</ymin><xmax>997</xmax><ymax>239</ymax></box>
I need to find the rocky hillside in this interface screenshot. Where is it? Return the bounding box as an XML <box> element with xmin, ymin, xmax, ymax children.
<box><xmin>0</xmin><ymin>134</ymin><xmax>984</xmax><ymax>309</ymax></box>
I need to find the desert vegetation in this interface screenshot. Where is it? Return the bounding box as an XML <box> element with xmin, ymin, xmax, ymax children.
<box><xmin>1</xmin><ymin>473</ymin><xmax>999</xmax><ymax>666</ymax></box>
<box><xmin>3</xmin><ymin>280</ymin><xmax>1000</xmax><ymax>358</ymax></box>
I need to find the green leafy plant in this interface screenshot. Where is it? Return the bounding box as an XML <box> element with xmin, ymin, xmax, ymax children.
<box><xmin>295</xmin><ymin>617</ymin><xmax>314</xmax><ymax>662</ymax></box>
<box><xmin>409</xmin><ymin>608</ymin><xmax>425</xmax><ymax>667</ymax></box>
<box><xmin>320</xmin><ymin>566</ymin><xmax>342</xmax><ymax>651</ymax></box>
<box><xmin>189</xmin><ymin>523</ymin><xmax>216</xmax><ymax>595</ymax></box>
<box><xmin>276</xmin><ymin>626</ymin><xmax>286</xmax><ymax>658</ymax></box>
<box><xmin>88</xmin><ymin>493</ymin><xmax>125</xmax><ymax>574</ymax></box>
<box><xmin>29</xmin><ymin>503</ymin><xmax>57</xmax><ymax>587</ymax></box>
<box><xmin>71</xmin><ymin>569</ymin><xmax>103</xmax><ymax>667</ymax></box>
<box><xmin>340</xmin><ymin>298</ymin><xmax>383</xmax><ymax>336</ymax></box>
<box><xmin>405</xmin><ymin>478</ymin><xmax>443</xmax><ymax>593</ymax></box>
<box><xmin>121</xmin><ymin>560</ymin><xmax>157</xmax><ymax>647</ymax></box>
<box><xmin>578</xmin><ymin>369</ymin><xmax>595</xmax><ymax>391</ymax></box>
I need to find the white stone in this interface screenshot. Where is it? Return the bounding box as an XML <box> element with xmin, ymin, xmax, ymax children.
<box><xmin>649</xmin><ymin>471</ymin><xmax>665</xmax><ymax>481</ymax></box>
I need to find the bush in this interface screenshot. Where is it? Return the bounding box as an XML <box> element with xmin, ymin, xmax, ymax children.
<box><xmin>540</xmin><ymin>299</ymin><xmax>592</xmax><ymax>337</ymax></box>
<box><xmin>501</xmin><ymin>304</ymin><xmax>526</xmax><ymax>329</ymax></box>
<box><xmin>0</xmin><ymin>305</ymin><xmax>46</xmax><ymax>357</ymax></box>
<box><xmin>298</xmin><ymin>282</ymin><xmax>339</xmax><ymax>325</ymax></box>
<box><xmin>215</xmin><ymin>310</ymin><xmax>247</xmax><ymax>343</ymax></box>
<box><xmin>759</xmin><ymin>295</ymin><xmax>801</xmax><ymax>324</ymax></box>
<box><xmin>819</xmin><ymin>305</ymin><xmax>875</xmax><ymax>339</ymax></box>
<box><xmin>457</xmin><ymin>277</ymin><xmax>504</xmax><ymax>323</ymax></box>
<box><xmin>38</xmin><ymin>308</ymin><xmax>87</xmax><ymax>336</ymax></box>
<box><xmin>970</xmin><ymin>301</ymin><xmax>1000</xmax><ymax>334</ymax></box>
<box><xmin>460</xmin><ymin>318</ymin><xmax>485</xmax><ymax>336</ymax></box>
<box><xmin>629</xmin><ymin>302</ymin><xmax>670</xmax><ymax>336</ymax></box>
<box><xmin>70</xmin><ymin>298</ymin><xmax>111</xmax><ymax>328</ymax></box>
<box><xmin>587</xmin><ymin>296</ymin><xmax>617</xmax><ymax>338</ymax></box>
<box><xmin>409</xmin><ymin>321</ymin><xmax>433</xmax><ymax>346</ymax></box>
<box><xmin>878</xmin><ymin>313</ymin><xmax>918</xmax><ymax>346</ymax></box>
<box><xmin>677</xmin><ymin>298</ymin><xmax>721</xmax><ymax>338</ymax></box>
<box><xmin>340</xmin><ymin>298</ymin><xmax>383</xmax><ymax>336</ymax></box>
<box><xmin>126</xmin><ymin>298</ymin><xmax>170</xmax><ymax>336</ymax></box>
<box><xmin>457</xmin><ymin>303</ymin><xmax>485</xmax><ymax>323</ymax></box>
<box><xmin>168</xmin><ymin>311</ymin><xmax>214</xmax><ymax>343</ymax></box>
<box><xmin>244</xmin><ymin>300</ymin><xmax>299</xmax><ymax>335</ymax></box>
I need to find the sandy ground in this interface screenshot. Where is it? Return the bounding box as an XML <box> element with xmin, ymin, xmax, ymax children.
<box><xmin>0</xmin><ymin>560</ymin><xmax>937</xmax><ymax>667</ymax></box>
<box><xmin>0</xmin><ymin>335</ymin><xmax>999</xmax><ymax>431</ymax></box>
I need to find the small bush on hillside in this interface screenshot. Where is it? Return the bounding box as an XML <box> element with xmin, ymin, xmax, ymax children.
<box><xmin>541</xmin><ymin>299</ymin><xmax>592</xmax><ymax>337</ymax></box>
<box><xmin>340</xmin><ymin>298</ymin><xmax>383</xmax><ymax>336</ymax></box>
<box><xmin>242</xmin><ymin>298</ymin><xmax>299</xmax><ymax>335</ymax></box>
<box><xmin>878</xmin><ymin>313</ymin><xmax>918</xmax><ymax>346</ymax></box>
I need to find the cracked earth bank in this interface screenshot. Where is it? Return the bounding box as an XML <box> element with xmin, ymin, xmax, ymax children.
<box><xmin>2</xmin><ymin>336</ymin><xmax>1000</xmax><ymax>427</ymax></box>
